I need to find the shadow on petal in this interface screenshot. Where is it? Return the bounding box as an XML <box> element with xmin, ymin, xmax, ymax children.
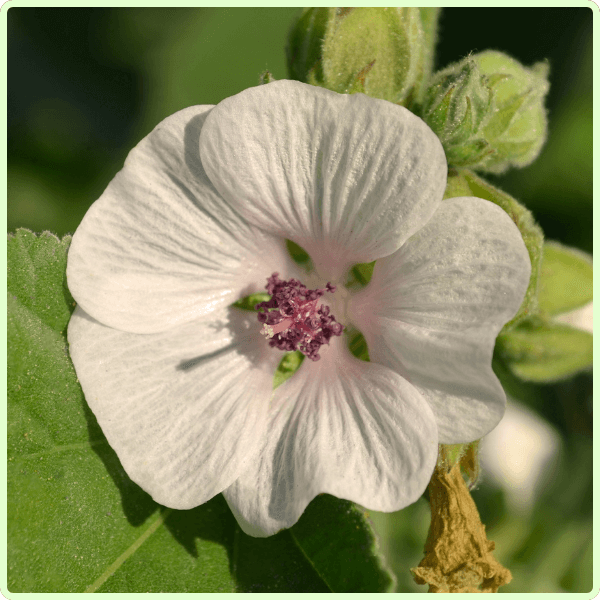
<box><xmin>83</xmin><ymin>395</ymin><xmax>241</xmax><ymax>565</ymax></box>
<box><xmin>177</xmin><ymin>305</ymin><xmax>276</xmax><ymax>372</ymax></box>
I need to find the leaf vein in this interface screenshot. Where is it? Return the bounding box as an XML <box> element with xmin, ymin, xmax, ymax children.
<box><xmin>11</xmin><ymin>439</ymin><xmax>109</xmax><ymax>461</ymax></box>
<box><xmin>289</xmin><ymin>529</ymin><xmax>333</xmax><ymax>592</ymax></box>
<box><xmin>84</xmin><ymin>509</ymin><xmax>173</xmax><ymax>593</ymax></box>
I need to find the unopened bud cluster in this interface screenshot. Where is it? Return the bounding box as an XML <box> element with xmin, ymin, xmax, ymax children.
<box><xmin>287</xmin><ymin>9</ymin><xmax>549</xmax><ymax>174</ymax></box>
<box><xmin>421</xmin><ymin>51</ymin><xmax>549</xmax><ymax>173</ymax></box>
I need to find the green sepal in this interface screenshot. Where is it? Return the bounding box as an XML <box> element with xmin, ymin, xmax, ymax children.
<box><xmin>496</xmin><ymin>318</ymin><xmax>593</xmax><ymax>383</ymax></box>
<box><xmin>474</xmin><ymin>50</ymin><xmax>550</xmax><ymax>174</ymax></box>
<box><xmin>232</xmin><ymin>292</ymin><xmax>271</xmax><ymax>311</ymax></box>
<box><xmin>273</xmin><ymin>351</ymin><xmax>305</xmax><ymax>389</ymax></box>
<box><xmin>483</xmin><ymin>89</ymin><xmax>529</xmax><ymax>140</ymax></box>
<box><xmin>425</xmin><ymin>85</ymin><xmax>454</xmax><ymax>135</ymax></box>
<box><xmin>344</xmin><ymin>260</ymin><xmax>376</xmax><ymax>290</ymax></box>
<box><xmin>286</xmin><ymin>238</ymin><xmax>311</xmax><ymax>266</ymax></box>
<box><xmin>420</xmin><ymin>58</ymin><xmax>493</xmax><ymax>168</ymax></box>
<box><xmin>538</xmin><ymin>241</ymin><xmax>593</xmax><ymax>317</ymax></box>
<box><xmin>346</xmin><ymin>327</ymin><xmax>370</xmax><ymax>362</ymax></box>
<box><xmin>286</xmin><ymin>8</ymin><xmax>329</xmax><ymax>84</ymax></box>
<box><xmin>445</xmin><ymin>139</ymin><xmax>494</xmax><ymax>167</ymax></box>
<box><xmin>492</xmin><ymin>139</ymin><xmax>537</xmax><ymax>161</ymax></box>
<box><xmin>436</xmin><ymin>441</ymin><xmax>481</xmax><ymax>489</ymax></box>
<box><xmin>444</xmin><ymin>169</ymin><xmax>544</xmax><ymax>328</ymax></box>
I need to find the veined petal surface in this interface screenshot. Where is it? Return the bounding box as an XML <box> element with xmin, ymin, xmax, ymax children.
<box><xmin>67</xmin><ymin>106</ymin><xmax>292</xmax><ymax>334</ymax></box>
<box><xmin>349</xmin><ymin>197</ymin><xmax>531</xmax><ymax>443</ymax></box>
<box><xmin>223</xmin><ymin>340</ymin><xmax>438</xmax><ymax>537</ymax></box>
<box><xmin>200</xmin><ymin>80</ymin><xmax>447</xmax><ymax>281</ymax></box>
<box><xmin>67</xmin><ymin>305</ymin><xmax>279</xmax><ymax>509</ymax></box>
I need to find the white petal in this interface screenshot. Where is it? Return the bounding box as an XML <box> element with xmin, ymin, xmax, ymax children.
<box><xmin>200</xmin><ymin>80</ymin><xmax>447</xmax><ymax>281</ymax></box>
<box><xmin>223</xmin><ymin>339</ymin><xmax>438</xmax><ymax>537</ymax></box>
<box><xmin>67</xmin><ymin>305</ymin><xmax>279</xmax><ymax>509</ymax></box>
<box><xmin>67</xmin><ymin>105</ymin><xmax>293</xmax><ymax>333</ymax></box>
<box><xmin>349</xmin><ymin>197</ymin><xmax>531</xmax><ymax>444</ymax></box>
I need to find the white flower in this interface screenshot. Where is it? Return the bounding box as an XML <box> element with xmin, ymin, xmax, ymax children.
<box><xmin>67</xmin><ymin>80</ymin><xmax>531</xmax><ymax>537</ymax></box>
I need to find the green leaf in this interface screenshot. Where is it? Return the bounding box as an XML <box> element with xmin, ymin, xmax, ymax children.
<box><xmin>233</xmin><ymin>494</ymin><xmax>395</xmax><ymax>592</ymax></box>
<box><xmin>444</xmin><ymin>169</ymin><xmax>544</xmax><ymax>328</ymax></box>
<box><xmin>8</xmin><ymin>229</ymin><xmax>394</xmax><ymax>592</ymax></box>
<box><xmin>291</xmin><ymin>494</ymin><xmax>396</xmax><ymax>592</ymax></box>
<box><xmin>8</xmin><ymin>229</ymin><xmax>75</xmax><ymax>332</ymax></box>
<box><xmin>538</xmin><ymin>241</ymin><xmax>593</xmax><ymax>317</ymax></box>
<box><xmin>496</xmin><ymin>319</ymin><xmax>593</xmax><ymax>383</ymax></box>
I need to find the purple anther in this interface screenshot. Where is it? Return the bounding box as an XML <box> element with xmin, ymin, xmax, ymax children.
<box><xmin>256</xmin><ymin>272</ymin><xmax>345</xmax><ymax>361</ymax></box>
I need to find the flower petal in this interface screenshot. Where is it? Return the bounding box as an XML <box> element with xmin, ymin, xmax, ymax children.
<box><xmin>200</xmin><ymin>80</ymin><xmax>447</xmax><ymax>281</ymax></box>
<box><xmin>67</xmin><ymin>105</ymin><xmax>292</xmax><ymax>333</ymax></box>
<box><xmin>349</xmin><ymin>197</ymin><xmax>531</xmax><ymax>444</ymax></box>
<box><xmin>67</xmin><ymin>304</ymin><xmax>279</xmax><ymax>509</ymax></box>
<box><xmin>223</xmin><ymin>339</ymin><xmax>438</xmax><ymax>537</ymax></box>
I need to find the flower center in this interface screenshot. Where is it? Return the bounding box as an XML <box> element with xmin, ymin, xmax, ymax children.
<box><xmin>256</xmin><ymin>272</ymin><xmax>344</xmax><ymax>361</ymax></box>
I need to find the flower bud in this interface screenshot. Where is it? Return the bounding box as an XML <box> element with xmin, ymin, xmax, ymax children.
<box><xmin>421</xmin><ymin>58</ymin><xmax>494</xmax><ymax>168</ymax></box>
<box><xmin>474</xmin><ymin>50</ymin><xmax>549</xmax><ymax>173</ymax></box>
<box><xmin>287</xmin><ymin>8</ymin><xmax>440</xmax><ymax>107</ymax></box>
<box><xmin>421</xmin><ymin>51</ymin><xmax>549</xmax><ymax>173</ymax></box>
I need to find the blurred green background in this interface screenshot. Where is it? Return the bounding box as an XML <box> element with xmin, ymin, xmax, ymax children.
<box><xmin>7</xmin><ymin>7</ymin><xmax>593</xmax><ymax>593</ymax></box>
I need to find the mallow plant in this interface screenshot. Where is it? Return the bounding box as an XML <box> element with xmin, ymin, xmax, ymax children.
<box><xmin>8</xmin><ymin>7</ymin><xmax>592</xmax><ymax>593</ymax></box>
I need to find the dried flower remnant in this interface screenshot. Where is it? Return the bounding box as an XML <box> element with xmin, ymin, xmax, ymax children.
<box><xmin>412</xmin><ymin>464</ymin><xmax>512</xmax><ymax>593</ymax></box>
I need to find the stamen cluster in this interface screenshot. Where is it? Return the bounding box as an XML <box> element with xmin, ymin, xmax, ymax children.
<box><xmin>256</xmin><ymin>273</ymin><xmax>343</xmax><ymax>361</ymax></box>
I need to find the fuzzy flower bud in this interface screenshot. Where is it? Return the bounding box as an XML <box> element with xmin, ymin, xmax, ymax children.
<box><xmin>475</xmin><ymin>50</ymin><xmax>550</xmax><ymax>173</ymax></box>
<box><xmin>287</xmin><ymin>8</ymin><xmax>441</xmax><ymax>108</ymax></box>
<box><xmin>421</xmin><ymin>51</ymin><xmax>549</xmax><ymax>173</ymax></box>
<box><xmin>421</xmin><ymin>58</ymin><xmax>494</xmax><ymax>168</ymax></box>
